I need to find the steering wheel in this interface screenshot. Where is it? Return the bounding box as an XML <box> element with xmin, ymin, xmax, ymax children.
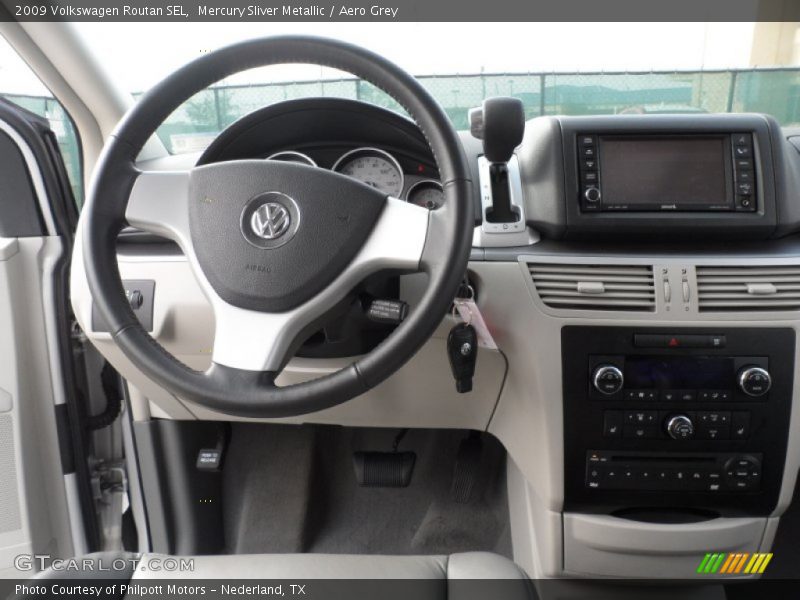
<box><xmin>82</xmin><ymin>36</ymin><xmax>473</xmax><ymax>417</ymax></box>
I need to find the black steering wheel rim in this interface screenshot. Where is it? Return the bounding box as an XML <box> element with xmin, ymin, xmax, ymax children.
<box><xmin>82</xmin><ymin>36</ymin><xmax>473</xmax><ymax>417</ymax></box>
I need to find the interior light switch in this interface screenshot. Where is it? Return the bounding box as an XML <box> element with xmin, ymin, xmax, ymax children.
<box><xmin>91</xmin><ymin>279</ymin><xmax>156</xmax><ymax>333</ymax></box>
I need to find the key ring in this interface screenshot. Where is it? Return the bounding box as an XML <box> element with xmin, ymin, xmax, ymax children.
<box><xmin>457</xmin><ymin>283</ymin><xmax>476</xmax><ymax>301</ymax></box>
<box><xmin>452</xmin><ymin>300</ymin><xmax>473</xmax><ymax>326</ymax></box>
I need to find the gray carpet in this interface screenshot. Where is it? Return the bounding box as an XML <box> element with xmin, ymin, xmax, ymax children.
<box><xmin>222</xmin><ymin>424</ymin><xmax>511</xmax><ymax>557</ymax></box>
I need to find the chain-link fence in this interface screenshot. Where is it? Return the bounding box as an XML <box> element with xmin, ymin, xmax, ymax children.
<box><xmin>4</xmin><ymin>67</ymin><xmax>800</xmax><ymax>200</ymax></box>
<box><xmin>151</xmin><ymin>68</ymin><xmax>800</xmax><ymax>154</ymax></box>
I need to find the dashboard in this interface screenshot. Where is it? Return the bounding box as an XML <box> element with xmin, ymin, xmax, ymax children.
<box><xmin>75</xmin><ymin>97</ymin><xmax>800</xmax><ymax>579</ymax></box>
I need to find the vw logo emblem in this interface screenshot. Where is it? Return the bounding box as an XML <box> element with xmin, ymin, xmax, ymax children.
<box><xmin>251</xmin><ymin>202</ymin><xmax>291</xmax><ymax>240</ymax></box>
<box><xmin>240</xmin><ymin>192</ymin><xmax>300</xmax><ymax>249</ymax></box>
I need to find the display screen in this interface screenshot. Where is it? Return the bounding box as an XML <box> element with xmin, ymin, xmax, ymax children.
<box><xmin>624</xmin><ymin>356</ymin><xmax>735</xmax><ymax>389</ymax></box>
<box><xmin>599</xmin><ymin>136</ymin><xmax>730</xmax><ymax>210</ymax></box>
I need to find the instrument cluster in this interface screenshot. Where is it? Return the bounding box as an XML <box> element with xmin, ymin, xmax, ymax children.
<box><xmin>267</xmin><ymin>146</ymin><xmax>443</xmax><ymax>209</ymax></box>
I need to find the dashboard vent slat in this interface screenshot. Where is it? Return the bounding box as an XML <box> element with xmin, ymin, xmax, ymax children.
<box><xmin>697</xmin><ymin>265</ymin><xmax>800</xmax><ymax>312</ymax></box>
<box><xmin>528</xmin><ymin>263</ymin><xmax>655</xmax><ymax>312</ymax></box>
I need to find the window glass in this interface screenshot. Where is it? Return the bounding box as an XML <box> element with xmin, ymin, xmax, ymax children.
<box><xmin>75</xmin><ymin>22</ymin><xmax>800</xmax><ymax>155</ymax></box>
<box><xmin>0</xmin><ymin>34</ymin><xmax>84</xmax><ymax>206</ymax></box>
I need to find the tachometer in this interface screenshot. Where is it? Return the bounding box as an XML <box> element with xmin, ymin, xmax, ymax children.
<box><xmin>266</xmin><ymin>150</ymin><xmax>317</xmax><ymax>167</ymax></box>
<box><xmin>406</xmin><ymin>180</ymin><xmax>444</xmax><ymax>209</ymax></box>
<box><xmin>332</xmin><ymin>147</ymin><xmax>404</xmax><ymax>197</ymax></box>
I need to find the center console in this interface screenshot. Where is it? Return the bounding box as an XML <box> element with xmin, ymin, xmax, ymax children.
<box><xmin>562</xmin><ymin>326</ymin><xmax>794</xmax><ymax>517</ymax></box>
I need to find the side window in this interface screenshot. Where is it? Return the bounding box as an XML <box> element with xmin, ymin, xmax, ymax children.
<box><xmin>0</xmin><ymin>34</ymin><xmax>84</xmax><ymax>207</ymax></box>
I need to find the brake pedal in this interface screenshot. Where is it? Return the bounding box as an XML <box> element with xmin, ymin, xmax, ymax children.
<box><xmin>353</xmin><ymin>451</ymin><xmax>416</xmax><ymax>487</ymax></box>
<box><xmin>451</xmin><ymin>433</ymin><xmax>482</xmax><ymax>503</ymax></box>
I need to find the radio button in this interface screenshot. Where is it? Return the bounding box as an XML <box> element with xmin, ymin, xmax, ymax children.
<box><xmin>689</xmin><ymin>470</ymin><xmax>706</xmax><ymax>487</ymax></box>
<box><xmin>625</xmin><ymin>389</ymin><xmax>657</xmax><ymax>402</ymax></box>
<box><xmin>624</xmin><ymin>425</ymin><xmax>657</xmax><ymax>439</ymax></box>
<box><xmin>736</xmin><ymin>182</ymin><xmax>754</xmax><ymax>196</ymax></box>
<box><xmin>584</xmin><ymin>186</ymin><xmax>602</xmax><ymax>203</ymax></box>
<box><xmin>697</xmin><ymin>411</ymin><xmax>730</xmax><ymax>424</ymax></box>
<box><xmin>660</xmin><ymin>389</ymin><xmax>696</xmax><ymax>402</ymax></box>
<box><xmin>698</xmin><ymin>426</ymin><xmax>729</xmax><ymax>441</ymax></box>
<box><xmin>738</xmin><ymin>366</ymin><xmax>772</xmax><ymax>397</ymax></box>
<box><xmin>603</xmin><ymin>411</ymin><xmax>623</xmax><ymax>438</ymax></box>
<box><xmin>710</xmin><ymin>335</ymin><xmax>727</xmax><ymax>348</ymax></box>
<box><xmin>625</xmin><ymin>410</ymin><xmax>657</xmax><ymax>424</ymax></box>
<box><xmin>603</xmin><ymin>467</ymin><xmax>620</xmax><ymax>483</ymax></box>
<box><xmin>735</xmin><ymin>158</ymin><xmax>754</xmax><ymax>170</ymax></box>
<box><xmin>731</xmin><ymin>412</ymin><xmax>751</xmax><ymax>440</ymax></box>
<box><xmin>724</xmin><ymin>456</ymin><xmax>761</xmax><ymax>491</ymax></box>
<box><xmin>666</xmin><ymin>414</ymin><xmax>695</xmax><ymax>440</ymax></box>
<box><xmin>698</xmin><ymin>390</ymin><xmax>731</xmax><ymax>402</ymax></box>
<box><xmin>592</xmin><ymin>365</ymin><xmax>624</xmax><ymax>395</ymax></box>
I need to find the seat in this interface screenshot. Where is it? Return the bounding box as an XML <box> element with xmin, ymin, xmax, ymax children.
<box><xmin>30</xmin><ymin>551</ymin><xmax>535</xmax><ymax>599</ymax></box>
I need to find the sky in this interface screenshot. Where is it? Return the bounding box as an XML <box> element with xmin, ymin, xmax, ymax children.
<box><xmin>0</xmin><ymin>22</ymin><xmax>767</xmax><ymax>96</ymax></box>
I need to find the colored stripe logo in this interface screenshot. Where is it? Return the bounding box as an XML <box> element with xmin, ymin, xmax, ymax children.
<box><xmin>696</xmin><ymin>552</ymin><xmax>773</xmax><ymax>574</ymax></box>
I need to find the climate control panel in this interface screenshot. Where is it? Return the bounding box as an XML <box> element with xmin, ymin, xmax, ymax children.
<box><xmin>562</xmin><ymin>326</ymin><xmax>794</xmax><ymax>516</ymax></box>
<box><xmin>591</xmin><ymin>362</ymin><xmax>772</xmax><ymax>399</ymax></box>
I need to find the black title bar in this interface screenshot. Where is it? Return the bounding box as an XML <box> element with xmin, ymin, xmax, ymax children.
<box><xmin>1</xmin><ymin>0</ymin><xmax>800</xmax><ymax>22</ymax></box>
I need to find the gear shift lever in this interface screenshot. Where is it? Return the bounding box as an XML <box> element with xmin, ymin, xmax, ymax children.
<box><xmin>469</xmin><ymin>97</ymin><xmax>525</xmax><ymax>223</ymax></box>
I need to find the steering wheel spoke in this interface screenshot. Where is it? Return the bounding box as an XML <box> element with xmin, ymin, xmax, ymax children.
<box><xmin>125</xmin><ymin>170</ymin><xmax>192</xmax><ymax>250</ymax></box>
<box><xmin>357</xmin><ymin>196</ymin><xmax>430</xmax><ymax>272</ymax></box>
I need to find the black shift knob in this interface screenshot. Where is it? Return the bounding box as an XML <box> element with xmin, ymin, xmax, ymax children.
<box><xmin>469</xmin><ymin>97</ymin><xmax>525</xmax><ymax>163</ymax></box>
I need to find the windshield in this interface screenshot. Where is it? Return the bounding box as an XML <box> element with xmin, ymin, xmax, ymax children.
<box><xmin>72</xmin><ymin>22</ymin><xmax>800</xmax><ymax>154</ymax></box>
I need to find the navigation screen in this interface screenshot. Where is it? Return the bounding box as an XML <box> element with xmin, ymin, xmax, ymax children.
<box><xmin>599</xmin><ymin>136</ymin><xmax>730</xmax><ymax>210</ymax></box>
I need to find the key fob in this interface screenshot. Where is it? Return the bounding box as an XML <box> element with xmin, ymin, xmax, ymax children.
<box><xmin>448</xmin><ymin>322</ymin><xmax>478</xmax><ymax>393</ymax></box>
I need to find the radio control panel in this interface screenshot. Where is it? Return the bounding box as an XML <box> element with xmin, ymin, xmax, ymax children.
<box><xmin>586</xmin><ymin>451</ymin><xmax>762</xmax><ymax>493</ymax></box>
<box><xmin>562</xmin><ymin>326</ymin><xmax>794</xmax><ymax>516</ymax></box>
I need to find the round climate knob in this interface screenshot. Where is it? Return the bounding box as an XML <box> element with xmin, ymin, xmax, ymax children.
<box><xmin>584</xmin><ymin>186</ymin><xmax>601</xmax><ymax>203</ymax></box>
<box><xmin>666</xmin><ymin>415</ymin><xmax>694</xmax><ymax>440</ymax></box>
<box><xmin>592</xmin><ymin>365</ymin><xmax>623</xmax><ymax>395</ymax></box>
<box><xmin>738</xmin><ymin>366</ymin><xmax>771</xmax><ymax>397</ymax></box>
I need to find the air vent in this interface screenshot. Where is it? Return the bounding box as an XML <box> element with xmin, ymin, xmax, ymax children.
<box><xmin>697</xmin><ymin>265</ymin><xmax>800</xmax><ymax>312</ymax></box>
<box><xmin>528</xmin><ymin>263</ymin><xmax>655</xmax><ymax>311</ymax></box>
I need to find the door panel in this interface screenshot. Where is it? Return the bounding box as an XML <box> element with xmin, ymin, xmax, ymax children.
<box><xmin>0</xmin><ymin>102</ymin><xmax>80</xmax><ymax>575</ymax></box>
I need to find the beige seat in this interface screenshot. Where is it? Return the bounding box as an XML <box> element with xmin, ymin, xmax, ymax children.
<box><xmin>31</xmin><ymin>551</ymin><xmax>535</xmax><ymax>599</ymax></box>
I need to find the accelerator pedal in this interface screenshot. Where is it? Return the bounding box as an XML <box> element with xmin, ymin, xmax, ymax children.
<box><xmin>451</xmin><ymin>432</ymin><xmax>483</xmax><ymax>503</ymax></box>
<box><xmin>353</xmin><ymin>451</ymin><xmax>416</xmax><ymax>487</ymax></box>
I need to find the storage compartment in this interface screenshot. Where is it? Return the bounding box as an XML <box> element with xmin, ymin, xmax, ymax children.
<box><xmin>563</xmin><ymin>513</ymin><xmax>767</xmax><ymax>578</ymax></box>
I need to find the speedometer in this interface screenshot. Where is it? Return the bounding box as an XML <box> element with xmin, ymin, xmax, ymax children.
<box><xmin>332</xmin><ymin>147</ymin><xmax>404</xmax><ymax>197</ymax></box>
